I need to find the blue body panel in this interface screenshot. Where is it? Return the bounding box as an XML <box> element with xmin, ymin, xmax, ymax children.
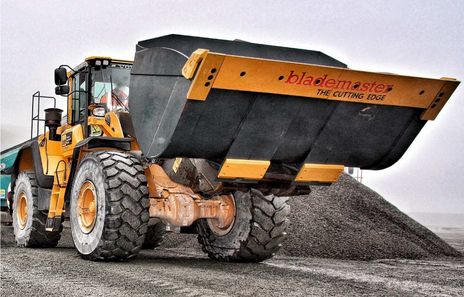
<box><xmin>1</xmin><ymin>147</ymin><xmax>21</xmax><ymax>207</ymax></box>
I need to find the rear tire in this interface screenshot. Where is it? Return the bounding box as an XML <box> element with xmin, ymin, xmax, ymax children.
<box><xmin>12</xmin><ymin>171</ymin><xmax>61</xmax><ymax>247</ymax></box>
<box><xmin>197</xmin><ymin>189</ymin><xmax>290</xmax><ymax>262</ymax></box>
<box><xmin>70</xmin><ymin>151</ymin><xmax>149</xmax><ymax>261</ymax></box>
<box><xmin>142</xmin><ymin>219</ymin><xmax>166</xmax><ymax>249</ymax></box>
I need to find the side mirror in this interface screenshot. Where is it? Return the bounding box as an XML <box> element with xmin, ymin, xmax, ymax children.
<box><xmin>55</xmin><ymin>85</ymin><xmax>70</xmax><ymax>96</ymax></box>
<box><xmin>54</xmin><ymin>68</ymin><xmax>68</xmax><ymax>85</ymax></box>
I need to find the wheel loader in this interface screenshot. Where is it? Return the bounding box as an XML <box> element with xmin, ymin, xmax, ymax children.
<box><xmin>0</xmin><ymin>34</ymin><xmax>460</xmax><ymax>262</ymax></box>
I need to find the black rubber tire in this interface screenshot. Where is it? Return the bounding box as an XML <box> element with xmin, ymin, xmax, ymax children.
<box><xmin>142</xmin><ymin>219</ymin><xmax>166</xmax><ymax>249</ymax></box>
<box><xmin>12</xmin><ymin>171</ymin><xmax>61</xmax><ymax>247</ymax></box>
<box><xmin>70</xmin><ymin>151</ymin><xmax>149</xmax><ymax>261</ymax></box>
<box><xmin>197</xmin><ymin>189</ymin><xmax>290</xmax><ymax>262</ymax></box>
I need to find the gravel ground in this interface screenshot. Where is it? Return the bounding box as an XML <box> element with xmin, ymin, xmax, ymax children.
<box><xmin>1</xmin><ymin>174</ymin><xmax>463</xmax><ymax>296</ymax></box>
<box><xmin>1</xmin><ymin>237</ymin><xmax>463</xmax><ymax>297</ymax></box>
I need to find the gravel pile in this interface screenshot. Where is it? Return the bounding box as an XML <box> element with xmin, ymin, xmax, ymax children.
<box><xmin>281</xmin><ymin>173</ymin><xmax>460</xmax><ymax>259</ymax></box>
<box><xmin>1</xmin><ymin>173</ymin><xmax>460</xmax><ymax>260</ymax></box>
<box><xmin>161</xmin><ymin>173</ymin><xmax>461</xmax><ymax>260</ymax></box>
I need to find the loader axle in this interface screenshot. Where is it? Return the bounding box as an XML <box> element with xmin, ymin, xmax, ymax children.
<box><xmin>145</xmin><ymin>163</ymin><xmax>235</xmax><ymax>229</ymax></box>
<box><xmin>149</xmin><ymin>194</ymin><xmax>235</xmax><ymax>228</ymax></box>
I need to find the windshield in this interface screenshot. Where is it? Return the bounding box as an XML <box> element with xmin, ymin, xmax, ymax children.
<box><xmin>91</xmin><ymin>63</ymin><xmax>132</xmax><ymax>111</ymax></box>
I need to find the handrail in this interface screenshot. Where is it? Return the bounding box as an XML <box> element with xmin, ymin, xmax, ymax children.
<box><xmin>30</xmin><ymin>91</ymin><xmax>57</xmax><ymax>138</ymax></box>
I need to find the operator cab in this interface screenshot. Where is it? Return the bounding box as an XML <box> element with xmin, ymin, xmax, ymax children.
<box><xmin>54</xmin><ymin>57</ymin><xmax>134</xmax><ymax>137</ymax></box>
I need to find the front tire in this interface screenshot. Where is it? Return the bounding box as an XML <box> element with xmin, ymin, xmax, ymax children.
<box><xmin>197</xmin><ymin>189</ymin><xmax>290</xmax><ymax>262</ymax></box>
<box><xmin>12</xmin><ymin>171</ymin><xmax>61</xmax><ymax>247</ymax></box>
<box><xmin>70</xmin><ymin>151</ymin><xmax>149</xmax><ymax>261</ymax></box>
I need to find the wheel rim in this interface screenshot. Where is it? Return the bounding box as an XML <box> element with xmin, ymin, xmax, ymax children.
<box><xmin>207</xmin><ymin>194</ymin><xmax>236</xmax><ymax>236</ymax></box>
<box><xmin>17</xmin><ymin>192</ymin><xmax>28</xmax><ymax>229</ymax></box>
<box><xmin>77</xmin><ymin>181</ymin><xmax>97</xmax><ymax>234</ymax></box>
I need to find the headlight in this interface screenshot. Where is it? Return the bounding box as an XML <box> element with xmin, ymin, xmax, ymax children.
<box><xmin>92</xmin><ymin>107</ymin><xmax>106</xmax><ymax>117</ymax></box>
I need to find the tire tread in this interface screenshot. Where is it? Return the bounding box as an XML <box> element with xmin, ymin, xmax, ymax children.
<box><xmin>77</xmin><ymin>151</ymin><xmax>148</xmax><ymax>261</ymax></box>
<box><xmin>15</xmin><ymin>171</ymin><xmax>62</xmax><ymax>248</ymax></box>
<box><xmin>197</xmin><ymin>189</ymin><xmax>290</xmax><ymax>262</ymax></box>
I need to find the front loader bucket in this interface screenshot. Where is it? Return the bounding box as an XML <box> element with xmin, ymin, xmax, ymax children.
<box><xmin>129</xmin><ymin>35</ymin><xmax>459</xmax><ymax>172</ymax></box>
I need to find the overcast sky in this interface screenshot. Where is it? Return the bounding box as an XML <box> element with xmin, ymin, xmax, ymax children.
<box><xmin>1</xmin><ymin>0</ymin><xmax>463</xmax><ymax>213</ymax></box>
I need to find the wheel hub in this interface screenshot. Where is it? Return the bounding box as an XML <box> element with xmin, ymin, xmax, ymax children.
<box><xmin>207</xmin><ymin>194</ymin><xmax>236</xmax><ymax>236</ymax></box>
<box><xmin>77</xmin><ymin>181</ymin><xmax>97</xmax><ymax>234</ymax></box>
<box><xmin>17</xmin><ymin>192</ymin><xmax>28</xmax><ymax>230</ymax></box>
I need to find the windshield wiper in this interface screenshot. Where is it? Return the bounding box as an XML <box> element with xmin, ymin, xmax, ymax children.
<box><xmin>112</xmin><ymin>92</ymin><xmax>129</xmax><ymax>112</ymax></box>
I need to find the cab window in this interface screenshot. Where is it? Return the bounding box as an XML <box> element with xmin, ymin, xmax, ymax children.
<box><xmin>90</xmin><ymin>63</ymin><xmax>131</xmax><ymax>112</ymax></box>
<box><xmin>71</xmin><ymin>71</ymin><xmax>87</xmax><ymax>124</ymax></box>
